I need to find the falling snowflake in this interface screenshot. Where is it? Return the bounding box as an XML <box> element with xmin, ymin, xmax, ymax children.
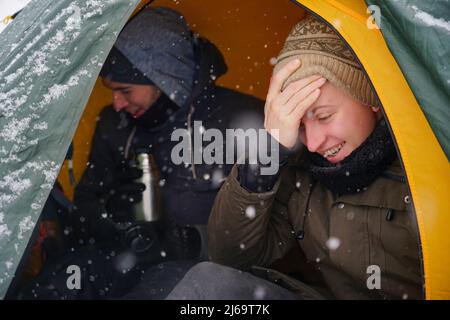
<box><xmin>253</xmin><ymin>286</ymin><xmax>266</xmax><ymax>300</ymax></box>
<box><xmin>113</xmin><ymin>251</ymin><xmax>137</xmax><ymax>274</ymax></box>
<box><xmin>326</xmin><ymin>237</ymin><xmax>341</xmax><ymax>251</ymax></box>
<box><xmin>211</xmin><ymin>169</ymin><xmax>225</xmax><ymax>188</ymax></box>
<box><xmin>245</xmin><ymin>206</ymin><xmax>256</xmax><ymax>219</ymax></box>
<box><xmin>346</xmin><ymin>211</ymin><xmax>355</xmax><ymax>220</ymax></box>
<box><xmin>332</xmin><ymin>19</ymin><xmax>341</xmax><ymax>28</ymax></box>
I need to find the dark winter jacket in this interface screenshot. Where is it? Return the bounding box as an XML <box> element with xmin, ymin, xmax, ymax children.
<box><xmin>208</xmin><ymin>151</ymin><xmax>424</xmax><ymax>299</ymax></box>
<box><xmin>73</xmin><ymin>35</ymin><xmax>264</xmax><ymax>243</ymax></box>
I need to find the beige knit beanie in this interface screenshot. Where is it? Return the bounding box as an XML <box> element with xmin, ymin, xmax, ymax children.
<box><xmin>274</xmin><ymin>14</ymin><xmax>377</xmax><ymax>107</ymax></box>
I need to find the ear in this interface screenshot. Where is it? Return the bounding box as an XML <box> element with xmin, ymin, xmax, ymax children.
<box><xmin>371</xmin><ymin>105</ymin><xmax>384</xmax><ymax>120</ymax></box>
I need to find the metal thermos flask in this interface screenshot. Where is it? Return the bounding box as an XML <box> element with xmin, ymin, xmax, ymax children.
<box><xmin>132</xmin><ymin>153</ymin><xmax>161</xmax><ymax>222</ymax></box>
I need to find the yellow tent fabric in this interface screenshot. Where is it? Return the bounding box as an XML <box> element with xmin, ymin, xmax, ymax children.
<box><xmin>294</xmin><ymin>0</ymin><xmax>450</xmax><ymax>300</ymax></box>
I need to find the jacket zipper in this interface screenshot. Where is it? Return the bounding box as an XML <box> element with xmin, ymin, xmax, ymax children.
<box><xmin>296</xmin><ymin>180</ymin><xmax>315</xmax><ymax>240</ymax></box>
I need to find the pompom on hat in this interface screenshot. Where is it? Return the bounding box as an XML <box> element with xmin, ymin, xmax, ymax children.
<box><xmin>273</xmin><ymin>14</ymin><xmax>378</xmax><ymax>107</ymax></box>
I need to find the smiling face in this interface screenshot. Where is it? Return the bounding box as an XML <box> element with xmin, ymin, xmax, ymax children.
<box><xmin>298</xmin><ymin>81</ymin><xmax>380</xmax><ymax>163</ymax></box>
<box><xmin>102</xmin><ymin>78</ymin><xmax>162</xmax><ymax>119</ymax></box>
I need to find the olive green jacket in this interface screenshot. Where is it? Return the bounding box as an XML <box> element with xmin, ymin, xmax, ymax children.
<box><xmin>208</xmin><ymin>155</ymin><xmax>423</xmax><ymax>299</ymax></box>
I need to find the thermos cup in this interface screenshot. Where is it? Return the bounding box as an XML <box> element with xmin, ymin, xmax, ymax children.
<box><xmin>132</xmin><ymin>152</ymin><xmax>161</xmax><ymax>222</ymax></box>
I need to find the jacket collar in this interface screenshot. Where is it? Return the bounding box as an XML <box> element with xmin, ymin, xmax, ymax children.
<box><xmin>293</xmin><ymin>154</ymin><xmax>409</xmax><ymax>211</ymax></box>
<box><xmin>333</xmin><ymin>158</ymin><xmax>408</xmax><ymax>211</ymax></box>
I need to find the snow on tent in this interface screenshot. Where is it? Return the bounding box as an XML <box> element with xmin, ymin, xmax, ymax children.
<box><xmin>0</xmin><ymin>0</ymin><xmax>140</xmax><ymax>298</ymax></box>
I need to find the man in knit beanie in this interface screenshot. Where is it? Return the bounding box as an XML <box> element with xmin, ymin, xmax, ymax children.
<box><xmin>168</xmin><ymin>14</ymin><xmax>422</xmax><ymax>300</ymax></box>
<box><xmin>238</xmin><ymin>13</ymin><xmax>387</xmax><ymax>193</ymax></box>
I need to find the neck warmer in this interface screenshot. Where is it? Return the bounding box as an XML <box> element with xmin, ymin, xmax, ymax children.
<box><xmin>307</xmin><ymin>119</ymin><xmax>397</xmax><ymax>195</ymax></box>
<box><xmin>133</xmin><ymin>93</ymin><xmax>180</xmax><ymax>130</ymax></box>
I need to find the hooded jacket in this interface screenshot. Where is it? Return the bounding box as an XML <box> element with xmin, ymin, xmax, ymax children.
<box><xmin>73</xmin><ymin>8</ymin><xmax>264</xmax><ymax>242</ymax></box>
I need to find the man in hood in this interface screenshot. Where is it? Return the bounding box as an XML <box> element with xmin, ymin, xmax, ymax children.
<box><xmin>67</xmin><ymin>6</ymin><xmax>265</xmax><ymax>298</ymax></box>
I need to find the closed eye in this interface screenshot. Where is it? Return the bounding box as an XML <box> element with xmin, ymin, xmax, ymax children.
<box><xmin>317</xmin><ymin>114</ymin><xmax>332</xmax><ymax>121</ymax></box>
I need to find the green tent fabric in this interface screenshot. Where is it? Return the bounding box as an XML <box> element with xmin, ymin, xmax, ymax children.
<box><xmin>0</xmin><ymin>0</ymin><xmax>140</xmax><ymax>298</ymax></box>
<box><xmin>365</xmin><ymin>0</ymin><xmax>450</xmax><ymax>160</ymax></box>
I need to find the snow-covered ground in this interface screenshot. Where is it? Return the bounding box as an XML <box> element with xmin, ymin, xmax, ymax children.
<box><xmin>0</xmin><ymin>0</ymin><xmax>32</xmax><ymax>33</ymax></box>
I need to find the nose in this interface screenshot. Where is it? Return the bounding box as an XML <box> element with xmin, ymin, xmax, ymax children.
<box><xmin>304</xmin><ymin>124</ymin><xmax>326</xmax><ymax>153</ymax></box>
<box><xmin>112</xmin><ymin>92</ymin><xmax>128</xmax><ymax>111</ymax></box>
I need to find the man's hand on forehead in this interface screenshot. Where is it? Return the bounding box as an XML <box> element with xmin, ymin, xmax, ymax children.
<box><xmin>264</xmin><ymin>59</ymin><xmax>327</xmax><ymax>149</ymax></box>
